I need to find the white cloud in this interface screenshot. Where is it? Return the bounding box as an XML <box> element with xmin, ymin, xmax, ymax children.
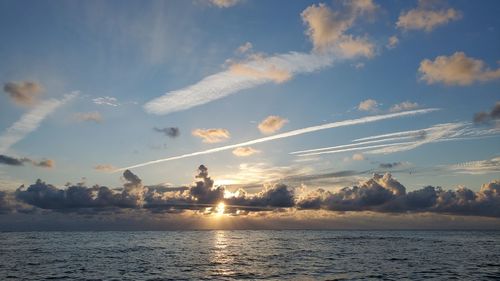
<box><xmin>143</xmin><ymin>51</ymin><xmax>334</xmax><ymax>115</ymax></box>
<box><xmin>232</xmin><ymin>147</ymin><xmax>260</xmax><ymax>157</ymax></box>
<box><xmin>447</xmin><ymin>157</ymin><xmax>500</xmax><ymax>175</ymax></box>
<box><xmin>92</xmin><ymin>96</ymin><xmax>119</xmax><ymax>106</ymax></box>
<box><xmin>358</xmin><ymin>99</ymin><xmax>378</xmax><ymax>111</ymax></box>
<box><xmin>0</xmin><ymin>93</ymin><xmax>77</xmax><ymax>153</ymax></box>
<box><xmin>115</xmin><ymin>108</ymin><xmax>438</xmax><ymax>171</ymax></box>
<box><xmin>292</xmin><ymin>122</ymin><xmax>500</xmax><ymax>157</ymax></box>
<box><xmin>209</xmin><ymin>0</ymin><xmax>241</xmax><ymax>8</ymax></box>
<box><xmin>258</xmin><ymin>115</ymin><xmax>288</xmax><ymax>134</ymax></box>
<box><xmin>390</xmin><ymin>101</ymin><xmax>419</xmax><ymax>112</ymax></box>
<box><xmin>419</xmin><ymin>52</ymin><xmax>500</xmax><ymax>86</ymax></box>
<box><xmin>192</xmin><ymin>128</ymin><xmax>231</xmax><ymax>143</ymax></box>
<box><xmin>397</xmin><ymin>0</ymin><xmax>461</xmax><ymax>32</ymax></box>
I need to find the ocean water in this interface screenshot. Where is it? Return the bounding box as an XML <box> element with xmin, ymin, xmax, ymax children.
<box><xmin>0</xmin><ymin>231</ymin><xmax>499</xmax><ymax>280</ymax></box>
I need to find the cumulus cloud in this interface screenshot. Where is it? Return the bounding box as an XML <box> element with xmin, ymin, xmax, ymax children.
<box><xmin>192</xmin><ymin>128</ymin><xmax>230</xmax><ymax>143</ymax></box>
<box><xmin>92</xmin><ymin>96</ymin><xmax>119</xmax><ymax>106</ymax></box>
<box><xmin>237</xmin><ymin>42</ymin><xmax>253</xmax><ymax>54</ymax></box>
<box><xmin>358</xmin><ymin>99</ymin><xmax>378</xmax><ymax>111</ymax></box>
<box><xmin>386</xmin><ymin>36</ymin><xmax>399</xmax><ymax>49</ymax></box>
<box><xmin>473</xmin><ymin>101</ymin><xmax>500</xmax><ymax>124</ymax></box>
<box><xmin>301</xmin><ymin>2</ymin><xmax>376</xmax><ymax>57</ymax></box>
<box><xmin>419</xmin><ymin>52</ymin><xmax>500</xmax><ymax>86</ymax></box>
<box><xmin>258</xmin><ymin>115</ymin><xmax>288</xmax><ymax>134</ymax></box>
<box><xmin>297</xmin><ymin>173</ymin><xmax>500</xmax><ymax>217</ymax></box>
<box><xmin>352</xmin><ymin>153</ymin><xmax>365</xmax><ymax>161</ymax></box>
<box><xmin>390</xmin><ymin>101</ymin><xmax>419</xmax><ymax>112</ymax></box>
<box><xmin>74</xmin><ymin>112</ymin><xmax>103</xmax><ymax>123</ymax></box>
<box><xmin>232</xmin><ymin>147</ymin><xmax>260</xmax><ymax>157</ymax></box>
<box><xmin>94</xmin><ymin>164</ymin><xmax>116</xmax><ymax>172</ymax></box>
<box><xmin>3</xmin><ymin>165</ymin><xmax>500</xmax><ymax>217</ymax></box>
<box><xmin>0</xmin><ymin>154</ymin><xmax>54</xmax><ymax>168</ymax></box>
<box><xmin>396</xmin><ymin>0</ymin><xmax>462</xmax><ymax>32</ymax></box>
<box><xmin>209</xmin><ymin>0</ymin><xmax>241</xmax><ymax>8</ymax></box>
<box><xmin>0</xmin><ymin>93</ymin><xmax>77</xmax><ymax>153</ymax></box>
<box><xmin>3</xmin><ymin>81</ymin><xmax>43</xmax><ymax>107</ymax></box>
<box><xmin>153</xmin><ymin>127</ymin><xmax>180</xmax><ymax>138</ymax></box>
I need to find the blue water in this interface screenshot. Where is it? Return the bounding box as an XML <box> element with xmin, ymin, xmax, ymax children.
<box><xmin>0</xmin><ymin>230</ymin><xmax>499</xmax><ymax>280</ymax></box>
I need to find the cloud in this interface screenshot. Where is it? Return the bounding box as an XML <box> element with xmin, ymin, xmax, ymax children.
<box><xmin>352</xmin><ymin>153</ymin><xmax>365</xmax><ymax>161</ymax></box>
<box><xmin>358</xmin><ymin>99</ymin><xmax>378</xmax><ymax>111</ymax></box>
<box><xmin>474</xmin><ymin>101</ymin><xmax>500</xmax><ymax>124</ymax></box>
<box><xmin>236</xmin><ymin>42</ymin><xmax>253</xmax><ymax>54</ymax></box>
<box><xmin>117</xmin><ymin>108</ymin><xmax>438</xmax><ymax>171</ymax></box>
<box><xmin>143</xmin><ymin>2</ymin><xmax>379</xmax><ymax>116</ymax></box>
<box><xmin>232</xmin><ymin>147</ymin><xmax>260</xmax><ymax>157</ymax></box>
<box><xmin>74</xmin><ymin>112</ymin><xmax>103</xmax><ymax>123</ymax></box>
<box><xmin>92</xmin><ymin>96</ymin><xmax>119</xmax><ymax>106</ymax></box>
<box><xmin>301</xmin><ymin>2</ymin><xmax>376</xmax><ymax>57</ymax></box>
<box><xmin>229</xmin><ymin>62</ymin><xmax>292</xmax><ymax>83</ymax></box>
<box><xmin>153</xmin><ymin>127</ymin><xmax>180</xmax><ymax>138</ymax></box>
<box><xmin>419</xmin><ymin>52</ymin><xmax>500</xmax><ymax>86</ymax></box>
<box><xmin>396</xmin><ymin>0</ymin><xmax>462</xmax><ymax>32</ymax></box>
<box><xmin>0</xmin><ymin>93</ymin><xmax>77</xmax><ymax>153</ymax></box>
<box><xmin>94</xmin><ymin>164</ymin><xmax>117</xmax><ymax>172</ymax></box>
<box><xmin>292</xmin><ymin>122</ymin><xmax>500</xmax><ymax>157</ymax></box>
<box><xmin>379</xmin><ymin>162</ymin><xmax>404</xmax><ymax>169</ymax></box>
<box><xmin>386</xmin><ymin>36</ymin><xmax>399</xmax><ymax>49</ymax></box>
<box><xmin>209</xmin><ymin>0</ymin><xmax>241</xmax><ymax>8</ymax></box>
<box><xmin>390</xmin><ymin>101</ymin><xmax>419</xmax><ymax>112</ymax></box>
<box><xmin>0</xmin><ymin>154</ymin><xmax>54</xmax><ymax>168</ymax></box>
<box><xmin>447</xmin><ymin>156</ymin><xmax>500</xmax><ymax>175</ymax></box>
<box><xmin>192</xmin><ymin>128</ymin><xmax>230</xmax><ymax>143</ymax></box>
<box><xmin>297</xmin><ymin>173</ymin><xmax>500</xmax><ymax>217</ymax></box>
<box><xmin>5</xmin><ymin>165</ymin><xmax>500</xmax><ymax>217</ymax></box>
<box><xmin>3</xmin><ymin>81</ymin><xmax>43</xmax><ymax>107</ymax></box>
<box><xmin>144</xmin><ymin>51</ymin><xmax>334</xmax><ymax>115</ymax></box>
<box><xmin>258</xmin><ymin>115</ymin><xmax>288</xmax><ymax>134</ymax></box>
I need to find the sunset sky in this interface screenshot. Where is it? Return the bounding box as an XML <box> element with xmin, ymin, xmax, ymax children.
<box><xmin>0</xmin><ymin>0</ymin><xmax>499</xmax><ymax>230</ymax></box>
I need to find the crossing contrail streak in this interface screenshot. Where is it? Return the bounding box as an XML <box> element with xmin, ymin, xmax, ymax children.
<box><xmin>114</xmin><ymin>108</ymin><xmax>439</xmax><ymax>172</ymax></box>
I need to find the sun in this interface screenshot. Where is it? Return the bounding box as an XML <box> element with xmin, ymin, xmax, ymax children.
<box><xmin>215</xmin><ymin>202</ymin><xmax>225</xmax><ymax>216</ymax></box>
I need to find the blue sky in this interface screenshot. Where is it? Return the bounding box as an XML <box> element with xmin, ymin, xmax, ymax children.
<box><xmin>0</xmin><ymin>0</ymin><xmax>499</xmax><ymax>229</ymax></box>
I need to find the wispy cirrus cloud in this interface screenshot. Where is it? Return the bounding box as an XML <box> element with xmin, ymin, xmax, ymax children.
<box><xmin>0</xmin><ymin>93</ymin><xmax>77</xmax><ymax>153</ymax></box>
<box><xmin>115</xmin><ymin>108</ymin><xmax>438</xmax><ymax>171</ymax></box>
<box><xmin>447</xmin><ymin>156</ymin><xmax>500</xmax><ymax>175</ymax></box>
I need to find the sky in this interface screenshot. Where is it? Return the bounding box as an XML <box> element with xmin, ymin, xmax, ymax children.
<box><xmin>0</xmin><ymin>0</ymin><xmax>499</xmax><ymax>230</ymax></box>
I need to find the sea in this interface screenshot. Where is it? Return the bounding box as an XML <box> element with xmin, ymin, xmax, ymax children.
<box><xmin>0</xmin><ymin>230</ymin><xmax>499</xmax><ymax>280</ymax></box>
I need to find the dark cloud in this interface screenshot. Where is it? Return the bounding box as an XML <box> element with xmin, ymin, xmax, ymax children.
<box><xmin>3</xmin><ymin>81</ymin><xmax>42</xmax><ymax>107</ymax></box>
<box><xmin>153</xmin><ymin>127</ymin><xmax>180</xmax><ymax>138</ymax></box>
<box><xmin>0</xmin><ymin>155</ymin><xmax>25</xmax><ymax>166</ymax></box>
<box><xmin>379</xmin><ymin>162</ymin><xmax>403</xmax><ymax>169</ymax></box>
<box><xmin>298</xmin><ymin>174</ymin><xmax>500</xmax><ymax>217</ymax></box>
<box><xmin>4</xmin><ymin>165</ymin><xmax>500</xmax><ymax>218</ymax></box>
<box><xmin>0</xmin><ymin>154</ymin><xmax>54</xmax><ymax>168</ymax></box>
<box><xmin>474</xmin><ymin>101</ymin><xmax>500</xmax><ymax>124</ymax></box>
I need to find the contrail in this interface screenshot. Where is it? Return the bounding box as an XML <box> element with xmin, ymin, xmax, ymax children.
<box><xmin>114</xmin><ymin>108</ymin><xmax>439</xmax><ymax>172</ymax></box>
<box><xmin>0</xmin><ymin>93</ymin><xmax>77</xmax><ymax>153</ymax></box>
<box><xmin>295</xmin><ymin>142</ymin><xmax>417</xmax><ymax>157</ymax></box>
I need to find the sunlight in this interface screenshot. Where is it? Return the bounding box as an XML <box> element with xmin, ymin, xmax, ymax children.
<box><xmin>215</xmin><ymin>202</ymin><xmax>225</xmax><ymax>216</ymax></box>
